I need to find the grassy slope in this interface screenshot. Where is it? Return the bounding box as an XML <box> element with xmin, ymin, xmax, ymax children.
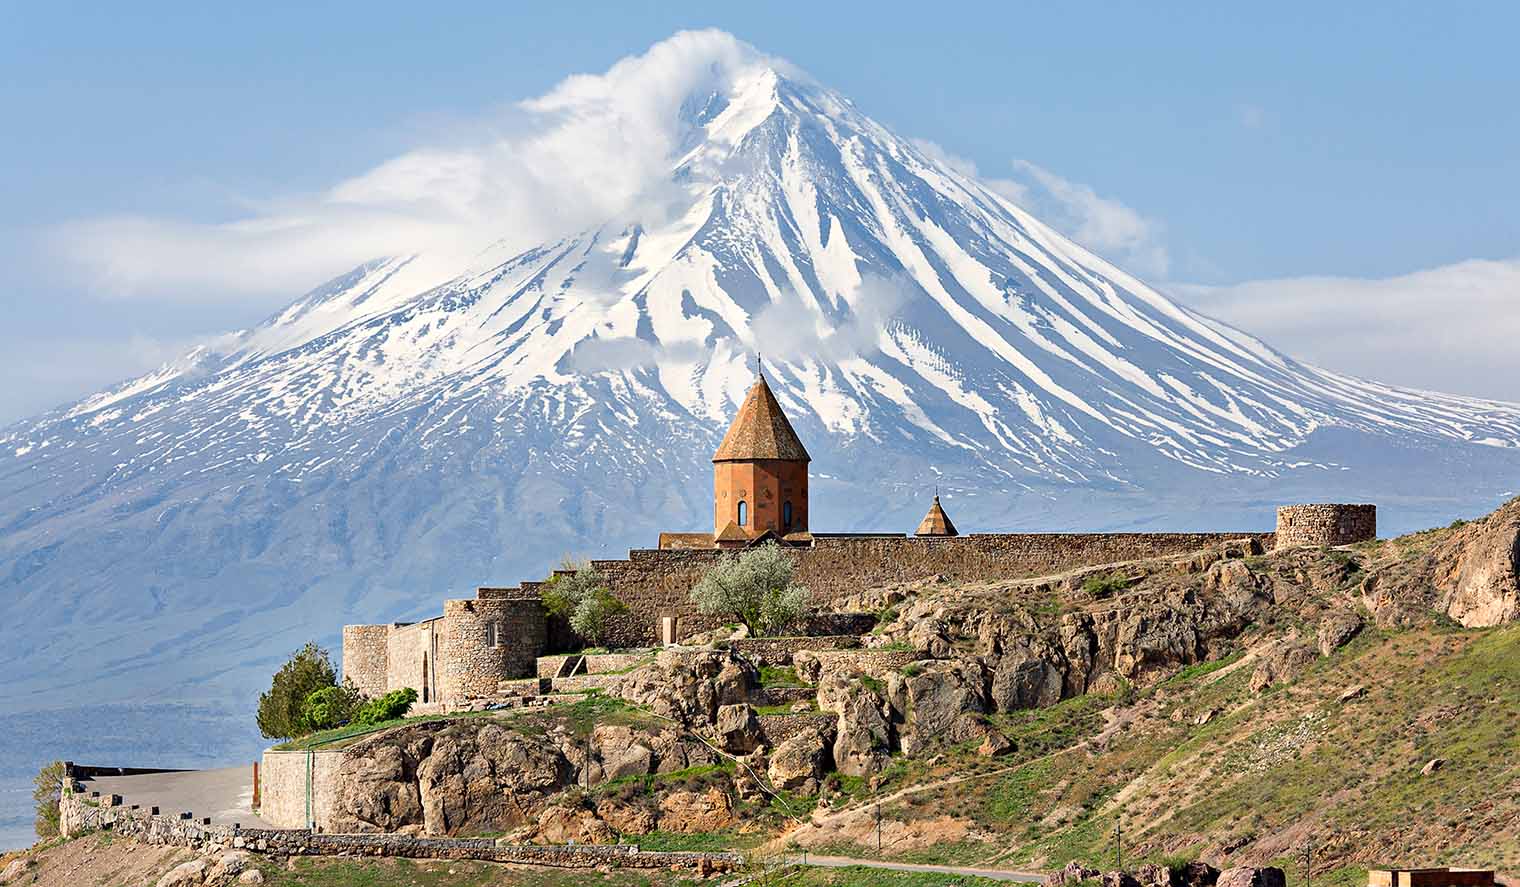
<box><xmin>802</xmin><ymin>622</ymin><xmax>1519</xmax><ymax>883</ymax></box>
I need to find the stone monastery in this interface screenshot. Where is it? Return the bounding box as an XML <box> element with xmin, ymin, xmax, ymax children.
<box><xmin>343</xmin><ymin>369</ymin><xmax>1377</xmax><ymax>708</ymax></box>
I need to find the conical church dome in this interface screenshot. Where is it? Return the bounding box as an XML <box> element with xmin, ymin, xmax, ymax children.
<box><xmin>712</xmin><ymin>372</ymin><xmax>811</xmax><ymax>463</ymax></box>
<box><xmin>915</xmin><ymin>495</ymin><xmax>959</xmax><ymax>537</ymax></box>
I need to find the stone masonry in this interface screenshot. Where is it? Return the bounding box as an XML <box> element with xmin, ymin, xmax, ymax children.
<box><xmin>1275</xmin><ymin>504</ymin><xmax>1377</xmax><ymax>549</ymax></box>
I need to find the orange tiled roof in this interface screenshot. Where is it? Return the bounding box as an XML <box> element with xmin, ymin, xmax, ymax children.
<box><xmin>712</xmin><ymin>373</ymin><xmax>811</xmax><ymax>463</ymax></box>
<box><xmin>914</xmin><ymin>495</ymin><xmax>959</xmax><ymax>537</ymax></box>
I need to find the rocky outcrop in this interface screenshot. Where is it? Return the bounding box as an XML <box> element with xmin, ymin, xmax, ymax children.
<box><xmin>714</xmin><ymin>703</ymin><xmax>762</xmax><ymax>753</ymax></box>
<box><xmin>1433</xmin><ymin>499</ymin><xmax>1520</xmax><ymax>627</ymax></box>
<box><xmin>1317</xmin><ymin>611</ymin><xmax>1362</xmax><ymax>655</ymax></box>
<box><xmin>611</xmin><ymin>648</ymin><xmax>757</xmax><ymax>726</ymax></box>
<box><xmin>657</xmin><ymin>788</ymin><xmax>736</xmax><ymax>832</ymax></box>
<box><xmin>768</xmin><ymin>726</ymin><xmax>832</xmax><ymax>791</ymax></box>
<box><xmin>888</xmin><ymin>658</ymin><xmax>990</xmax><ymax>755</ymax></box>
<box><xmin>1216</xmin><ymin>868</ymin><xmax>1286</xmax><ymax>887</ymax></box>
<box><xmin>1250</xmin><ymin>634</ymin><xmax>1316</xmax><ymax>693</ymax></box>
<box><xmin>817</xmin><ymin>672</ymin><xmax>896</xmax><ymax>776</ymax></box>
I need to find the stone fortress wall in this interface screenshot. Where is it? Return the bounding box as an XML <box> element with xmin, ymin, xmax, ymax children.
<box><xmin>342</xmin><ymin>503</ymin><xmax>1377</xmax><ymax>705</ymax></box>
<box><xmin>1275</xmin><ymin>504</ymin><xmax>1377</xmax><ymax>548</ymax></box>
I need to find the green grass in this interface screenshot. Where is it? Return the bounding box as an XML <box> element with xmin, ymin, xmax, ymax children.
<box><xmin>1080</xmin><ymin>573</ymin><xmax>1133</xmax><ymax>598</ymax></box>
<box><xmin>760</xmin><ymin>665</ymin><xmax>805</xmax><ymax>687</ymax></box>
<box><xmin>275</xmin><ymin>695</ymin><xmax>652</xmax><ymax>750</ymax></box>
<box><xmin>259</xmin><ymin>856</ymin><xmax>708</xmax><ymax>886</ymax></box>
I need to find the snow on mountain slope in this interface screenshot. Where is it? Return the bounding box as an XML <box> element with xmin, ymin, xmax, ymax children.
<box><xmin>3</xmin><ymin>32</ymin><xmax>1520</xmax><ymax>712</ymax></box>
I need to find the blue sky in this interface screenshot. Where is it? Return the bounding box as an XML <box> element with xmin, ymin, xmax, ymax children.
<box><xmin>2</xmin><ymin>1</ymin><xmax>1517</xmax><ymax>422</ymax></box>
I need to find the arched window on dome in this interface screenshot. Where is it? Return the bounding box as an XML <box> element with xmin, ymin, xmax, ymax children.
<box><xmin>783</xmin><ymin>501</ymin><xmax>794</xmax><ymax>530</ymax></box>
<box><xmin>737</xmin><ymin>501</ymin><xmax>748</xmax><ymax>527</ymax></box>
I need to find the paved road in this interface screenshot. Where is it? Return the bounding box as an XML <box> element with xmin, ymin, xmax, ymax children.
<box><xmin>79</xmin><ymin>766</ymin><xmax>271</xmax><ymax>829</ymax></box>
<box><xmin>803</xmin><ymin>854</ymin><xmax>1045</xmax><ymax>882</ymax></box>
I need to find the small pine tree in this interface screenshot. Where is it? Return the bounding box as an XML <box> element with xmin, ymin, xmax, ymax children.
<box><xmin>257</xmin><ymin>643</ymin><xmax>341</xmax><ymax>740</ymax></box>
<box><xmin>689</xmin><ymin>541</ymin><xmax>810</xmax><ymax>637</ymax></box>
<box><xmin>33</xmin><ymin>760</ymin><xmax>67</xmax><ymax>838</ymax></box>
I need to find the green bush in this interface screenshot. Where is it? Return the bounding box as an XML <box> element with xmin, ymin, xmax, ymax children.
<box><xmin>300</xmin><ymin>683</ymin><xmax>364</xmax><ymax>733</ymax></box>
<box><xmin>1081</xmin><ymin>573</ymin><xmax>1133</xmax><ymax>599</ymax></box>
<box><xmin>544</xmin><ymin>561</ymin><xmax>627</xmax><ymax>648</ymax></box>
<box><xmin>689</xmin><ymin>541</ymin><xmax>810</xmax><ymax>637</ymax></box>
<box><xmin>570</xmin><ymin>586</ymin><xmax>628</xmax><ymax>647</ymax></box>
<box><xmin>33</xmin><ymin>760</ymin><xmax>66</xmax><ymax>838</ymax></box>
<box><xmin>353</xmin><ymin>687</ymin><xmax>419</xmax><ymax>726</ymax></box>
<box><xmin>257</xmin><ymin>643</ymin><xmax>343</xmax><ymax>740</ymax></box>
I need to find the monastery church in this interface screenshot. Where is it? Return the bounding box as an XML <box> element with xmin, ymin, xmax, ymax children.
<box><xmin>342</xmin><ymin>369</ymin><xmax>1374</xmax><ymax>709</ymax></box>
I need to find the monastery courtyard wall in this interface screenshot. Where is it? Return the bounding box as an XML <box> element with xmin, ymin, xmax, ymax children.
<box><xmin>588</xmin><ymin>530</ymin><xmax>1277</xmax><ymax>647</ymax></box>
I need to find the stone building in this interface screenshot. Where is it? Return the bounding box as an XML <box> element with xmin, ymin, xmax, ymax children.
<box><xmin>342</xmin><ymin>366</ymin><xmax>1378</xmax><ymax>707</ymax></box>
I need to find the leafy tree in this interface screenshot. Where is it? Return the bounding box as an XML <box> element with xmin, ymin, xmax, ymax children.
<box><xmin>689</xmin><ymin>541</ymin><xmax>810</xmax><ymax>637</ymax></box>
<box><xmin>33</xmin><ymin>760</ymin><xmax>66</xmax><ymax>838</ymax></box>
<box><xmin>543</xmin><ymin>560</ymin><xmax>627</xmax><ymax>647</ymax></box>
<box><xmin>257</xmin><ymin>642</ymin><xmax>341</xmax><ymax>740</ymax></box>
<box><xmin>299</xmin><ymin>682</ymin><xmax>364</xmax><ymax>733</ymax></box>
<box><xmin>353</xmin><ymin>687</ymin><xmax>419</xmax><ymax>727</ymax></box>
<box><xmin>570</xmin><ymin>586</ymin><xmax>629</xmax><ymax>646</ymax></box>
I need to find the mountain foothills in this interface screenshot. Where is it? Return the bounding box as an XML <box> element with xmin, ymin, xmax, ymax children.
<box><xmin>2</xmin><ymin>30</ymin><xmax>1519</xmax><ymax>720</ymax></box>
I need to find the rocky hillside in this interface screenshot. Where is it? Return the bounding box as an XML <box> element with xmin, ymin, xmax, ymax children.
<box><xmin>235</xmin><ymin>498</ymin><xmax>1519</xmax><ymax>883</ymax></box>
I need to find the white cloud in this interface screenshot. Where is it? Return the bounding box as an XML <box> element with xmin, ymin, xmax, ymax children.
<box><xmin>44</xmin><ymin>29</ymin><xmax>783</xmax><ymax>304</ymax></box>
<box><xmin>1004</xmin><ymin>159</ymin><xmax>1171</xmax><ymax>278</ymax></box>
<box><xmin>1172</xmin><ymin>257</ymin><xmax>1520</xmax><ymax>401</ymax></box>
<box><xmin>749</xmin><ymin>273</ymin><xmax>914</xmax><ymax>361</ymax></box>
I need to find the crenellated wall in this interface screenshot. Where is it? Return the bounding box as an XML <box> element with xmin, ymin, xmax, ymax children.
<box><xmin>1274</xmin><ymin>504</ymin><xmax>1377</xmax><ymax>549</ymax></box>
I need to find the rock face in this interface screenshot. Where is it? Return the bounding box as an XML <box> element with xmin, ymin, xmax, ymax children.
<box><xmin>0</xmin><ymin>859</ymin><xmax>33</xmax><ymax>885</ymax></box>
<box><xmin>657</xmin><ymin>788</ymin><xmax>735</xmax><ymax>832</ymax></box>
<box><xmin>715</xmin><ymin>703</ymin><xmax>762</xmax><ymax>753</ymax></box>
<box><xmin>1434</xmin><ymin>499</ymin><xmax>1520</xmax><ymax>627</ymax></box>
<box><xmin>1217</xmin><ymin>868</ymin><xmax>1287</xmax><ymax>887</ymax></box>
<box><xmin>890</xmin><ymin>659</ymin><xmax>990</xmax><ymax>755</ymax></box>
<box><xmin>768</xmin><ymin>726</ymin><xmax>832</xmax><ymax>791</ymax></box>
<box><xmin>329</xmin><ymin>715</ymin><xmax>717</xmax><ymax>838</ymax></box>
<box><xmin>817</xmin><ymin>672</ymin><xmax>896</xmax><ymax>776</ymax></box>
<box><xmin>612</xmin><ymin>649</ymin><xmax>757</xmax><ymax>726</ymax></box>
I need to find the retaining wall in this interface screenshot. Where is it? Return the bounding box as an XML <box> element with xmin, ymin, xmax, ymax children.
<box><xmin>59</xmin><ymin>791</ymin><xmax>739</xmax><ymax>873</ymax></box>
<box><xmin>731</xmin><ymin>635</ymin><xmax>860</xmax><ymax>666</ymax></box>
<box><xmin>258</xmin><ymin>750</ymin><xmax>344</xmax><ymax>830</ymax></box>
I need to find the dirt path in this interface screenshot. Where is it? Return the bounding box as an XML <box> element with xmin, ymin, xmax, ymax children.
<box><xmin>802</xmin><ymin>853</ymin><xmax>1045</xmax><ymax>882</ymax></box>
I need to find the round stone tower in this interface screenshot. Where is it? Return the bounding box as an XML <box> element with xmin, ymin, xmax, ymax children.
<box><xmin>1275</xmin><ymin>504</ymin><xmax>1377</xmax><ymax>549</ymax></box>
<box><xmin>712</xmin><ymin>368</ymin><xmax>811</xmax><ymax>544</ymax></box>
<box><xmin>438</xmin><ymin>597</ymin><xmax>546</xmax><ymax>702</ymax></box>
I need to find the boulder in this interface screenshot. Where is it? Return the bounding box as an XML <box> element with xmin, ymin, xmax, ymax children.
<box><xmin>891</xmin><ymin>658</ymin><xmax>989</xmax><ymax>755</ymax></box>
<box><xmin>1046</xmin><ymin>860</ymin><xmax>1100</xmax><ymax>887</ymax></box>
<box><xmin>1217</xmin><ymin>868</ymin><xmax>1286</xmax><ymax>887</ymax></box>
<box><xmin>535</xmin><ymin>804</ymin><xmax>616</xmax><ymax>844</ymax></box>
<box><xmin>207</xmin><ymin>851</ymin><xmax>253</xmax><ymax>883</ymax></box>
<box><xmin>237</xmin><ymin>872</ymin><xmax>265</xmax><ymax>886</ymax></box>
<box><xmin>334</xmin><ymin>742</ymin><xmax>424</xmax><ymax>833</ymax></box>
<box><xmin>908</xmin><ymin>618</ymin><xmax>953</xmax><ymax>658</ymax></box>
<box><xmin>657</xmin><ymin>788</ymin><xmax>736</xmax><ymax>832</ymax></box>
<box><xmin>594</xmin><ymin>726</ymin><xmax>654</xmax><ymax>780</ymax></box>
<box><xmin>1317</xmin><ymin>612</ymin><xmax>1363</xmax><ymax>656</ymax></box>
<box><xmin>155</xmin><ymin>860</ymin><xmax>209</xmax><ymax>887</ymax></box>
<box><xmin>0</xmin><ymin>860</ymin><xmax>33</xmax><ymax>885</ymax></box>
<box><xmin>595</xmin><ymin>798</ymin><xmax>657</xmax><ymax>835</ymax></box>
<box><xmin>1103</xmin><ymin>872</ymin><xmax>1141</xmax><ymax>887</ymax></box>
<box><xmin>1249</xmin><ymin>637</ymin><xmax>1316</xmax><ymax>693</ymax></box>
<box><xmin>1421</xmin><ymin>757</ymin><xmax>1445</xmax><ymax>775</ymax></box>
<box><xmin>1336</xmin><ymin>684</ymin><xmax>1367</xmax><ymax>704</ymax></box>
<box><xmin>977</xmin><ymin>731</ymin><xmax>1015</xmax><ymax>758</ymax></box>
<box><xmin>817</xmin><ymin>673</ymin><xmax>895</xmax><ymax>776</ymax></box>
<box><xmin>714</xmin><ymin>703</ymin><xmax>762</xmax><ymax>753</ymax></box>
<box><xmin>613</xmin><ymin>649</ymin><xmax>758</xmax><ymax>726</ymax></box>
<box><xmin>768</xmin><ymin>727</ymin><xmax>831</xmax><ymax>791</ymax></box>
<box><xmin>989</xmin><ymin>644</ymin><xmax>1065</xmax><ymax>711</ymax></box>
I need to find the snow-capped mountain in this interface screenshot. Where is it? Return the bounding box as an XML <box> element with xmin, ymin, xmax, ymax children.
<box><xmin>3</xmin><ymin>33</ymin><xmax>1520</xmax><ymax>711</ymax></box>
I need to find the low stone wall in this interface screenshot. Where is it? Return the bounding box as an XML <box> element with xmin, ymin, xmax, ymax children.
<box><xmin>731</xmin><ymin>635</ymin><xmax>860</xmax><ymax>666</ymax></box>
<box><xmin>758</xmin><ymin>713</ymin><xmax>836</xmax><ymax>745</ymax></box>
<box><xmin>60</xmin><ymin>791</ymin><xmax>739</xmax><ymax>873</ymax></box>
<box><xmin>752</xmin><ymin>686</ymin><xmax>819</xmax><ymax>707</ymax></box>
<box><xmin>793</xmin><ymin>649</ymin><xmax>919</xmax><ymax>684</ymax></box>
<box><xmin>258</xmin><ymin>750</ymin><xmax>344</xmax><ymax>830</ymax></box>
<box><xmin>1275</xmin><ymin>504</ymin><xmax>1377</xmax><ymax>549</ymax></box>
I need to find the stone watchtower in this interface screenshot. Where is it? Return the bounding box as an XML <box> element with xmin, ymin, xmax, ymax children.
<box><xmin>713</xmin><ymin>369</ymin><xmax>810</xmax><ymax>543</ymax></box>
